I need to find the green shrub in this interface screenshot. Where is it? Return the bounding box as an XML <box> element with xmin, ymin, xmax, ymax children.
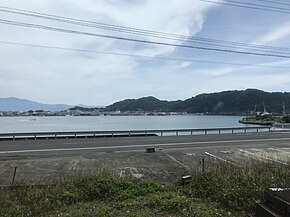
<box><xmin>187</xmin><ymin>164</ymin><xmax>290</xmax><ymax>212</ymax></box>
<box><xmin>145</xmin><ymin>192</ymin><xmax>189</xmax><ymax>213</ymax></box>
<box><xmin>2</xmin><ymin>163</ymin><xmax>290</xmax><ymax>216</ymax></box>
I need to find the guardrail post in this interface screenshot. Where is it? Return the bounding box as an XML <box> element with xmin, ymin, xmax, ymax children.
<box><xmin>11</xmin><ymin>167</ymin><xmax>17</xmax><ymax>186</ymax></box>
<box><xmin>161</xmin><ymin>132</ymin><xmax>163</xmax><ymax>136</ymax></box>
<box><xmin>13</xmin><ymin>133</ymin><xmax>15</xmax><ymax>141</ymax></box>
<box><xmin>55</xmin><ymin>134</ymin><xmax>57</xmax><ymax>139</ymax></box>
<box><xmin>244</xmin><ymin>129</ymin><xmax>247</xmax><ymax>134</ymax></box>
<box><xmin>176</xmin><ymin>131</ymin><xmax>178</xmax><ymax>136</ymax></box>
<box><xmin>205</xmin><ymin>130</ymin><xmax>207</xmax><ymax>135</ymax></box>
<box><xmin>202</xmin><ymin>158</ymin><xmax>205</xmax><ymax>173</ymax></box>
<box><xmin>191</xmin><ymin>131</ymin><xmax>193</xmax><ymax>136</ymax></box>
<box><xmin>34</xmin><ymin>134</ymin><xmax>36</xmax><ymax>140</ymax></box>
<box><xmin>232</xmin><ymin>129</ymin><xmax>234</xmax><ymax>134</ymax></box>
<box><xmin>219</xmin><ymin>130</ymin><xmax>221</xmax><ymax>134</ymax></box>
<box><xmin>257</xmin><ymin>129</ymin><xmax>259</xmax><ymax>133</ymax></box>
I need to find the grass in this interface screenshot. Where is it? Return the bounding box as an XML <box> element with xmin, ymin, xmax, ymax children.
<box><xmin>1</xmin><ymin>163</ymin><xmax>290</xmax><ymax>217</ymax></box>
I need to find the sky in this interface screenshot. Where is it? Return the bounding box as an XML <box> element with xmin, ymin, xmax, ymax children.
<box><xmin>1</xmin><ymin>0</ymin><xmax>290</xmax><ymax>106</ymax></box>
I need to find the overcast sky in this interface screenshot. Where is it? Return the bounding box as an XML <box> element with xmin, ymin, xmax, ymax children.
<box><xmin>1</xmin><ymin>0</ymin><xmax>290</xmax><ymax>106</ymax></box>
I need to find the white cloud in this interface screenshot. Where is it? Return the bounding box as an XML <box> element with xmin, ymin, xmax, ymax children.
<box><xmin>192</xmin><ymin>59</ymin><xmax>290</xmax><ymax>77</ymax></box>
<box><xmin>253</xmin><ymin>22</ymin><xmax>290</xmax><ymax>45</ymax></box>
<box><xmin>0</xmin><ymin>0</ymin><xmax>215</xmax><ymax>105</ymax></box>
<box><xmin>3</xmin><ymin>0</ymin><xmax>289</xmax><ymax>106</ymax></box>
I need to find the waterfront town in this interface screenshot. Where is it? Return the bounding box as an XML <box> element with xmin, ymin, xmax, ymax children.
<box><xmin>0</xmin><ymin>108</ymin><xmax>187</xmax><ymax>117</ymax></box>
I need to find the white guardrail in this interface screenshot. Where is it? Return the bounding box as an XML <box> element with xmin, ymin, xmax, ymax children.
<box><xmin>0</xmin><ymin>126</ymin><xmax>272</xmax><ymax>141</ymax></box>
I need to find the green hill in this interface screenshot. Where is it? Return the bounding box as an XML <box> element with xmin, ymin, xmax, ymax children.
<box><xmin>104</xmin><ymin>89</ymin><xmax>290</xmax><ymax>114</ymax></box>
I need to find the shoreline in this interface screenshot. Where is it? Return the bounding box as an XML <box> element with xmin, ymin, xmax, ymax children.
<box><xmin>238</xmin><ymin>119</ymin><xmax>273</xmax><ymax>126</ymax></box>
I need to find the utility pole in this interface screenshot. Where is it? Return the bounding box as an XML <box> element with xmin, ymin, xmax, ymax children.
<box><xmin>282</xmin><ymin>102</ymin><xmax>287</xmax><ymax>116</ymax></box>
<box><xmin>252</xmin><ymin>104</ymin><xmax>257</xmax><ymax>116</ymax></box>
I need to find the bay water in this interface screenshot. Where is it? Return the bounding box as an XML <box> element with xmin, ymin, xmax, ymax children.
<box><xmin>0</xmin><ymin>115</ymin><xmax>246</xmax><ymax>133</ymax></box>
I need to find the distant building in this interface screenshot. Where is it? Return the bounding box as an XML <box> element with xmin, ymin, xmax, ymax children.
<box><xmin>261</xmin><ymin>104</ymin><xmax>270</xmax><ymax>116</ymax></box>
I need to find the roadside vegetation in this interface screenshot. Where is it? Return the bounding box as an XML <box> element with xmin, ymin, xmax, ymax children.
<box><xmin>1</xmin><ymin>163</ymin><xmax>290</xmax><ymax>217</ymax></box>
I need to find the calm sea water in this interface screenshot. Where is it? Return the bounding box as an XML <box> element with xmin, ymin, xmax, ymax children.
<box><xmin>0</xmin><ymin>115</ymin><xmax>246</xmax><ymax>133</ymax></box>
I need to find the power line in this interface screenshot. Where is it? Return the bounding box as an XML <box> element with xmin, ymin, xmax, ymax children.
<box><xmin>1</xmin><ymin>40</ymin><xmax>290</xmax><ymax>69</ymax></box>
<box><xmin>1</xmin><ymin>19</ymin><xmax>290</xmax><ymax>59</ymax></box>
<box><xmin>200</xmin><ymin>0</ymin><xmax>290</xmax><ymax>14</ymax></box>
<box><xmin>0</xmin><ymin>8</ymin><xmax>288</xmax><ymax>55</ymax></box>
<box><xmin>1</xmin><ymin>6</ymin><xmax>290</xmax><ymax>53</ymax></box>
<box><xmin>256</xmin><ymin>0</ymin><xmax>290</xmax><ymax>7</ymax></box>
<box><xmin>226</xmin><ymin>0</ymin><xmax>290</xmax><ymax>11</ymax></box>
<box><xmin>0</xmin><ymin>5</ymin><xmax>289</xmax><ymax>52</ymax></box>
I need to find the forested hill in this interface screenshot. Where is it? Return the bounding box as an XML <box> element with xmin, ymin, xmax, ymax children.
<box><xmin>104</xmin><ymin>89</ymin><xmax>290</xmax><ymax>114</ymax></box>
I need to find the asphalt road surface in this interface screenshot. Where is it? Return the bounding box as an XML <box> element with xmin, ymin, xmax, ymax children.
<box><xmin>1</xmin><ymin>131</ymin><xmax>290</xmax><ymax>156</ymax></box>
<box><xmin>1</xmin><ymin>131</ymin><xmax>290</xmax><ymax>185</ymax></box>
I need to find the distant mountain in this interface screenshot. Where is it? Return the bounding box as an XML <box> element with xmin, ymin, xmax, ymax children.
<box><xmin>4</xmin><ymin>89</ymin><xmax>290</xmax><ymax>113</ymax></box>
<box><xmin>105</xmin><ymin>96</ymin><xmax>178</xmax><ymax>112</ymax></box>
<box><xmin>105</xmin><ymin>89</ymin><xmax>290</xmax><ymax>114</ymax></box>
<box><xmin>0</xmin><ymin>97</ymin><xmax>72</xmax><ymax>112</ymax></box>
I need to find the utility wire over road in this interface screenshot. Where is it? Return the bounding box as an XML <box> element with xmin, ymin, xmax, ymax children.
<box><xmin>1</xmin><ymin>40</ymin><xmax>290</xmax><ymax>69</ymax></box>
<box><xmin>200</xmin><ymin>0</ymin><xmax>290</xmax><ymax>14</ymax></box>
<box><xmin>1</xmin><ymin>4</ymin><xmax>290</xmax><ymax>74</ymax></box>
<box><xmin>1</xmin><ymin>5</ymin><xmax>290</xmax><ymax>54</ymax></box>
<box><xmin>256</xmin><ymin>0</ymin><xmax>290</xmax><ymax>7</ymax></box>
<box><xmin>1</xmin><ymin>18</ymin><xmax>290</xmax><ymax>59</ymax></box>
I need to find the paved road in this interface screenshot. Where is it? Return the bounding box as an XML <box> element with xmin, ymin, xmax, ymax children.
<box><xmin>2</xmin><ymin>131</ymin><xmax>290</xmax><ymax>185</ymax></box>
<box><xmin>1</xmin><ymin>131</ymin><xmax>290</xmax><ymax>156</ymax></box>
